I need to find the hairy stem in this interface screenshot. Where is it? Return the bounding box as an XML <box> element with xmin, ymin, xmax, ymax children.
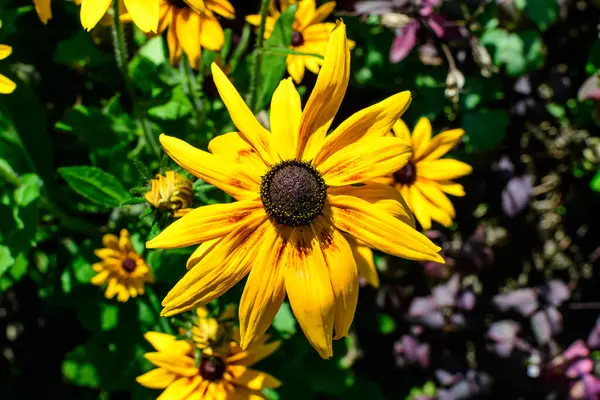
<box><xmin>248</xmin><ymin>0</ymin><xmax>271</xmax><ymax>113</ymax></box>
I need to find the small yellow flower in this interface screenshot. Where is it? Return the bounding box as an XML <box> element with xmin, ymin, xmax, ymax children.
<box><xmin>146</xmin><ymin>22</ymin><xmax>442</xmax><ymax>359</ymax></box>
<box><xmin>80</xmin><ymin>0</ymin><xmax>160</xmax><ymax>32</ymax></box>
<box><xmin>388</xmin><ymin>117</ymin><xmax>473</xmax><ymax>230</ymax></box>
<box><xmin>190</xmin><ymin>305</ymin><xmax>236</xmax><ymax>355</ymax></box>
<box><xmin>155</xmin><ymin>0</ymin><xmax>234</xmax><ymax>69</ymax></box>
<box><xmin>92</xmin><ymin>229</ymin><xmax>154</xmax><ymax>302</ymax></box>
<box><xmin>136</xmin><ymin>330</ymin><xmax>281</xmax><ymax>399</ymax></box>
<box><xmin>145</xmin><ymin>171</ymin><xmax>194</xmax><ymax>218</ymax></box>
<box><xmin>0</xmin><ymin>44</ymin><xmax>15</xmax><ymax>94</ymax></box>
<box><xmin>247</xmin><ymin>0</ymin><xmax>354</xmax><ymax>83</ymax></box>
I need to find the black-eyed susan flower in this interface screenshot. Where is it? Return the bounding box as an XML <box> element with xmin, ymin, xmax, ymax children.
<box><xmin>136</xmin><ymin>330</ymin><xmax>281</xmax><ymax>399</ymax></box>
<box><xmin>145</xmin><ymin>171</ymin><xmax>194</xmax><ymax>218</ymax></box>
<box><xmin>92</xmin><ymin>229</ymin><xmax>154</xmax><ymax>302</ymax></box>
<box><xmin>0</xmin><ymin>44</ymin><xmax>15</xmax><ymax>94</ymax></box>
<box><xmin>247</xmin><ymin>0</ymin><xmax>353</xmax><ymax>83</ymax></box>
<box><xmin>147</xmin><ymin>22</ymin><xmax>443</xmax><ymax>358</ymax></box>
<box><xmin>387</xmin><ymin>117</ymin><xmax>473</xmax><ymax>230</ymax></box>
<box><xmin>190</xmin><ymin>305</ymin><xmax>236</xmax><ymax>355</ymax></box>
<box><xmin>155</xmin><ymin>0</ymin><xmax>234</xmax><ymax>69</ymax></box>
<box><xmin>80</xmin><ymin>0</ymin><xmax>160</xmax><ymax>32</ymax></box>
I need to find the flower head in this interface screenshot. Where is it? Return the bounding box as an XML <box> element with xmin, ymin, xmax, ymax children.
<box><xmin>92</xmin><ymin>229</ymin><xmax>154</xmax><ymax>302</ymax></box>
<box><xmin>0</xmin><ymin>44</ymin><xmax>15</xmax><ymax>94</ymax></box>
<box><xmin>136</xmin><ymin>330</ymin><xmax>281</xmax><ymax>399</ymax></box>
<box><xmin>80</xmin><ymin>0</ymin><xmax>161</xmax><ymax>32</ymax></box>
<box><xmin>387</xmin><ymin>117</ymin><xmax>472</xmax><ymax>230</ymax></box>
<box><xmin>155</xmin><ymin>0</ymin><xmax>234</xmax><ymax>69</ymax></box>
<box><xmin>145</xmin><ymin>171</ymin><xmax>194</xmax><ymax>217</ymax></box>
<box><xmin>146</xmin><ymin>21</ymin><xmax>443</xmax><ymax>358</ymax></box>
<box><xmin>247</xmin><ymin>0</ymin><xmax>354</xmax><ymax>83</ymax></box>
<box><xmin>190</xmin><ymin>305</ymin><xmax>236</xmax><ymax>356</ymax></box>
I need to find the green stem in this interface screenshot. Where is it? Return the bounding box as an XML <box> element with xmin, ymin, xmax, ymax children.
<box><xmin>180</xmin><ymin>55</ymin><xmax>204</xmax><ymax>129</ymax></box>
<box><xmin>262</xmin><ymin>47</ymin><xmax>324</xmax><ymax>59</ymax></box>
<box><xmin>146</xmin><ymin>285</ymin><xmax>175</xmax><ymax>334</ymax></box>
<box><xmin>230</xmin><ymin>23</ymin><xmax>251</xmax><ymax>73</ymax></box>
<box><xmin>248</xmin><ymin>0</ymin><xmax>270</xmax><ymax>113</ymax></box>
<box><xmin>111</xmin><ymin>0</ymin><xmax>161</xmax><ymax>161</ymax></box>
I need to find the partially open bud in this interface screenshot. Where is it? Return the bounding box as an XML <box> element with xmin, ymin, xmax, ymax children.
<box><xmin>145</xmin><ymin>171</ymin><xmax>193</xmax><ymax>217</ymax></box>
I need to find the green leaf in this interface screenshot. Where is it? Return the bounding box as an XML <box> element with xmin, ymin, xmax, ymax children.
<box><xmin>14</xmin><ymin>174</ymin><xmax>42</xmax><ymax>207</ymax></box>
<box><xmin>481</xmin><ymin>29</ymin><xmax>544</xmax><ymax>76</ymax></box>
<box><xmin>377</xmin><ymin>313</ymin><xmax>396</xmax><ymax>335</ymax></box>
<box><xmin>101</xmin><ymin>304</ymin><xmax>120</xmax><ymax>331</ymax></box>
<box><xmin>58</xmin><ymin>166</ymin><xmax>129</xmax><ymax>207</ymax></box>
<box><xmin>254</xmin><ymin>4</ymin><xmax>297</xmax><ymax>112</ymax></box>
<box><xmin>590</xmin><ymin>170</ymin><xmax>600</xmax><ymax>192</ymax></box>
<box><xmin>62</xmin><ymin>344</ymin><xmax>101</xmax><ymax>388</ymax></box>
<box><xmin>120</xmin><ymin>197</ymin><xmax>148</xmax><ymax>206</ymax></box>
<box><xmin>525</xmin><ymin>0</ymin><xmax>559</xmax><ymax>31</ymax></box>
<box><xmin>147</xmin><ymin>85</ymin><xmax>192</xmax><ymax>120</ymax></box>
<box><xmin>53</xmin><ymin>31</ymin><xmax>112</xmax><ymax>67</ymax></box>
<box><xmin>0</xmin><ymin>245</ymin><xmax>14</xmax><ymax>279</ymax></box>
<box><xmin>273</xmin><ymin>302</ymin><xmax>297</xmax><ymax>338</ymax></box>
<box><xmin>462</xmin><ymin>109</ymin><xmax>509</xmax><ymax>152</ymax></box>
<box><xmin>55</xmin><ymin>105</ymin><xmax>124</xmax><ymax>149</ymax></box>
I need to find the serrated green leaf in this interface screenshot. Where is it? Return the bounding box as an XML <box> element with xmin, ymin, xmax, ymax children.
<box><xmin>58</xmin><ymin>166</ymin><xmax>129</xmax><ymax>207</ymax></box>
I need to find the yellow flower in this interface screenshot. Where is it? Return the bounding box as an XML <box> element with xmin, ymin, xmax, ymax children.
<box><xmin>92</xmin><ymin>229</ymin><xmax>154</xmax><ymax>302</ymax></box>
<box><xmin>156</xmin><ymin>0</ymin><xmax>234</xmax><ymax>69</ymax></box>
<box><xmin>247</xmin><ymin>0</ymin><xmax>353</xmax><ymax>83</ymax></box>
<box><xmin>147</xmin><ymin>22</ymin><xmax>442</xmax><ymax>358</ymax></box>
<box><xmin>0</xmin><ymin>45</ymin><xmax>15</xmax><ymax>94</ymax></box>
<box><xmin>388</xmin><ymin>117</ymin><xmax>473</xmax><ymax>230</ymax></box>
<box><xmin>191</xmin><ymin>305</ymin><xmax>236</xmax><ymax>355</ymax></box>
<box><xmin>80</xmin><ymin>0</ymin><xmax>160</xmax><ymax>32</ymax></box>
<box><xmin>145</xmin><ymin>171</ymin><xmax>194</xmax><ymax>218</ymax></box>
<box><xmin>136</xmin><ymin>331</ymin><xmax>281</xmax><ymax>399</ymax></box>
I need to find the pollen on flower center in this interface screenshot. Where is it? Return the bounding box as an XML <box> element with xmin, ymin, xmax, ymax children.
<box><xmin>121</xmin><ymin>258</ymin><xmax>137</xmax><ymax>273</ymax></box>
<box><xmin>167</xmin><ymin>0</ymin><xmax>189</xmax><ymax>9</ymax></box>
<box><xmin>291</xmin><ymin>31</ymin><xmax>304</xmax><ymax>47</ymax></box>
<box><xmin>394</xmin><ymin>161</ymin><xmax>417</xmax><ymax>185</ymax></box>
<box><xmin>199</xmin><ymin>356</ymin><xmax>226</xmax><ymax>381</ymax></box>
<box><xmin>260</xmin><ymin>160</ymin><xmax>327</xmax><ymax>227</ymax></box>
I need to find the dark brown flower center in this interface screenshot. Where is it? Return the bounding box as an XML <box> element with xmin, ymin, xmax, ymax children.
<box><xmin>199</xmin><ymin>356</ymin><xmax>226</xmax><ymax>381</ymax></box>
<box><xmin>167</xmin><ymin>0</ymin><xmax>188</xmax><ymax>9</ymax></box>
<box><xmin>291</xmin><ymin>31</ymin><xmax>304</xmax><ymax>47</ymax></box>
<box><xmin>394</xmin><ymin>161</ymin><xmax>417</xmax><ymax>185</ymax></box>
<box><xmin>121</xmin><ymin>258</ymin><xmax>137</xmax><ymax>273</ymax></box>
<box><xmin>260</xmin><ymin>160</ymin><xmax>327</xmax><ymax>227</ymax></box>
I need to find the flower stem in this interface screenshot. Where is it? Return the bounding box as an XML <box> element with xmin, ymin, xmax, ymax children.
<box><xmin>146</xmin><ymin>285</ymin><xmax>175</xmax><ymax>334</ymax></box>
<box><xmin>248</xmin><ymin>0</ymin><xmax>270</xmax><ymax>113</ymax></box>
<box><xmin>111</xmin><ymin>0</ymin><xmax>161</xmax><ymax>161</ymax></box>
<box><xmin>180</xmin><ymin>55</ymin><xmax>204</xmax><ymax>129</ymax></box>
<box><xmin>262</xmin><ymin>46</ymin><xmax>324</xmax><ymax>59</ymax></box>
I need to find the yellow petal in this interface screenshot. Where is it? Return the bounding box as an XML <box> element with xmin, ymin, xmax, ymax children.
<box><xmin>0</xmin><ymin>45</ymin><xmax>12</xmax><ymax>60</ymax></box>
<box><xmin>284</xmin><ymin>227</ymin><xmax>335</xmax><ymax>359</ymax></box>
<box><xmin>408</xmin><ymin>184</ymin><xmax>432</xmax><ymax>231</ymax></box>
<box><xmin>91</xmin><ymin>270</ymin><xmax>110</xmax><ymax>285</ymax></box>
<box><xmin>124</xmin><ymin>0</ymin><xmax>159</xmax><ymax>33</ymax></box>
<box><xmin>286</xmin><ymin>54</ymin><xmax>306</xmax><ymax>84</ymax></box>
<box><xmin>349</xmin><ymin>240</ymin><xmax>379</xmax><ymax>288</ymax></box>
<box><xmin>144</xmin><ymin>331</ymin><xmax>194</xmax><ymax>354</ymax></box>
<box><xmin>33</xmin><ymin>0</ymin><xmax>52</xmax><ymax>24</ymax></box>
<box><xmin>94</xmin><ymin>248</ymin><xmax>121</xmax><ymax>260</ymax></box>
<box><xmin>419</xmin><ymin>128</ymin><xmax>465</xmax><ymax>162</ymax></box>
<box><xmin>208</xmin><ymin>131</ymin><xmax>268</xmax><ymax>176</ymax></box>
<box><xmin>312</xmin><ymin>217</ymin><xmax>358</xmax><ymax>340</ymax></box>
<box><xmin>102</xmin><ymin>233</ymin><xmax>119</xmax><ymax>250</ymax></box>
<box><xmin>0</xmin><ymin>74</ymin><xmax>16</xmax><ymax>94</ymax></box>
<box><xmin>439</xmin><ymin>181</ymin><xmax>466</xmax><ymax>197</ymax></box>
<box><xmin>136</xmin><ymin>368</ymin><xmax>177</xmax><ymax>389</ymax></box>
<box><xmin>226</xmin><ymin>340</ymin><xmax>281</xmax><ymax>367</ymax></box>
<box><xmin>415</xmin><ymin>179</ymin><xmax>456</xmax><ymax>217</ymax></box>
<box><xmin>328</xmin><ymin>196</ymin><xmax>443</xmax><ymax>262</ymax></box>
<box><xmin>159</xmin><ymin>134</ymin><xmax>260</xmax><ymax>200</ymax></box>
<box><xmin>144</xmin><ymin>353</ymin><xmax>197</xmax><ymax>376</ymax></box>
<box><xmin>295</xmin><ymin>0</ymin><xmax>316</xmax><ymax>30</ymax></box>
<box><xmin>426</xmin><ymin>201</ymin><xmax>453</xmax><ymax>228</ymax></box>
<box><xmin>199</xmin><ymin>14</ymin><xmax>225</xmax><ymax>52</ymax></box>
<box><xmin>105</xmin><ymin>278</ymin><xmax>119</xmax><ymax>299</ymax></box>
<box><xmin>232</xmin><ymin>368</ymin><xmax>282</xmax><ymax>390</ymax></box>
<box><xmin>205</xmin><ymin>0</ymin><xmax>235</xmax><ymax>18</ymax></box>
<box><xmin>392</xmin><ymin>119</ymin><xmax>411</xmax><ymax>143</ymax></box>
<box><xmin>319</xmin><ymin>137</ymin><xmax>412</xmax><ymax>186</ymax></box>
<box><xmin>186</xmin><ymin>239</ymin><xmax>220</xmax><ymax>270</ymax></box>
<box><xmin>301</xmin><ymin>22</ymin><xmax>335</xmax><ymax>43</ymax></box>
<box><xmin>119</xmin><ymin>228</ymin><xmax>132</xmax><ymax>253</ymax></box>
<box><xmin>146</xmin><ymin>200</ymin><xmax>262</xmax><ymax>249</ymax></box>
<box><xmin>328</xmin><ymin>181</ymin><xmax>415</xmax><ymax>227</ymax></box>
<box><xmin>80</xmin><ymin>0</ymin><xmax>112</xmax><ymax>31</ymax></box>
<box><xmin>211</xmin><ymin>63</ymin><xmax>274</xmax><ymax>164</ymax></box>
<box><xmin>309</xmin><ymin>1</ymin><xmax>336</xmax><ymax>25</ymax></box>
<box><xmin>161</xmin><ymin>215</ymin><xmax>268</xmax><ymax>316</ymax></box>
<box><xmin>417</xmin><ymin>159</ymin><xmax>473</xmax><ymax>181</ymax></box>
<box><xmin>297</xmin><ymin>21</ymin><xmax>350</xmax><ymax>160</ymax></box>
<box><xmin>411</xmin><ymin>117</ymin><xmax>432</xmax><ymax>160</ymax></box>
<box><xmin>239</xmin><ymin>223</ymin><xmax>287</xmax><ymax>348</ymax></box>
<box><xmin>156</xmin><ymin>376</ymin><xmax>201</xmax><ymax>400</ymax></box>
<box><xmin>176</xmin><ymin>9</ymin><xmax>201</xmax><ymax>68</ymax></box>
<box><xmin>167</xmin><ymin>15</ymin><xmax>182</xmax><ymax>65</ymax></box>
<box><xmin>313</xmin><ymin>91</ymin><xmax>412</xmax><ymax>166</ymax></box>
<box><xmin>270</xmin><ymin>78</ymin><xmax>302</xmax><ymax>160</ymax></box>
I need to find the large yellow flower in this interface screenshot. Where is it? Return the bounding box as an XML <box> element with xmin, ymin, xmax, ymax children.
<box><xmin>80</xmin><ymin>0</ymin><xmax>160</xmax><ymax>32</ymax></box>
<box><xmin>156</xmin><ymin>0</ymin><xmax>234</xmax><ymax>69</ymax></box>
<box><xmin>136</xmin><ymin>331</ymin><xmax>281</xmax><ymax>399</ymax></box>
<box><xmin>147</xmin><ymin>22</ymin><xmax>442</xmax><ymax>358</ymax></box>
<box><xmin>92</xmin><ymin>229</ymin><xmax>154</xmax><ymax>302</ymax></box>
<box><xmin>145</xmin><ymin>170</ymin><xmax>194</xmax><ymax>217</ymax></box>
<box><xmin>0</xmin><ymin>45</ymin><xmax>15</xmax><ymax>94</ymax></box>
<box><xmin>387</xmin><ymin>117</ymin><xmax>473</xmax><ymax>230</ymax></box>
<box><xmin>247</xmin><ymin>0</ymin><xmax>352</xmax><ymax>83</ymax></box>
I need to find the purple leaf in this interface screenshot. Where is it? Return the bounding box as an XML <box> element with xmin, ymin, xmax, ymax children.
<box><xmin>493</xmin><ymin>288</ymin><xmax>539</xmax><ymax>316</ymax></box>
<box><xmin>354</xmin><ymin>1</ymin><xmax>395</xmax><ymax>14</ymax></box>
<box><xmin>578</xmin><ymin>74</ymin><xmax>600</xmax><ymax>102</ymax></box>
<box><xmin>435</xmin><ymin>370</ymin><xmax>460</xmax><ymax>386</ymax></box>
<box><xmin>542</xmin><ymin>280</ymin><xmax>571</xmax><ymax>306</ymax></box>
<box><xmin>502</xmin><ymin>175</ymin><xmax>534</xmax><ymax>217</ymax></box>
<box><xmin>531</xmin><ymin>307</ymin><xmax>562</xmax><ymax>345</ymax></box>
<box><xmin>569</xmin><ymin>375</ymin><xmax>600</xmax><ymax>400</ymax></box>
<box><xmin>409</xmin><ymin>297</ymin><xmax>437</xmax><ymax>317</ymax></box>
<box><xmin>457</xmin><ymin>291</ymin><xmax>476</xmax><ymax>311</ymax></box>
<box><xmin>566</xmin><ymin>359</ymin><xmax>594</xmax><ymax>379</ymax></box>
<box><xmin>390</xmin><ymin>21</ymin><xmax>419</xmax><ymax>63</ymax></box>
<box><xmin>421</xmin><ymin>311</ymin><xmax>446</xmax><ymax>329</ymax></box>
<box><xmin>586</xmin><ymin>316</ymin><xmax>600</xmax><ymax>349</ymax></box>
<box><xmin>433</xmin><ymin>274</ymin><xmax>460</xmax><ymax>307</ymax></box>
<box><xmin>425</xmin><ymin>14</ymin><xmax>446</xmax><ymax>37</ymax></box>
<box><xmin>487</xmin><ymin>320</ymin><xmax>519</xmax><ymax>357</ymax></box>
